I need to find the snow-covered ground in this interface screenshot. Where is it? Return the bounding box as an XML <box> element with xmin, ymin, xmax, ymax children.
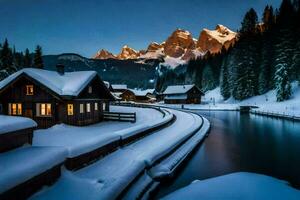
<box><xmin>0</xmin><ymin>115</ymin><xmax>37</xmax><ymax>134</ymax></box>
<box><xmin>162</xmin><ymin>172</ymin><xmax>300</xmax><ymax>200</ymax></box>
<box><xmin>30</xmin><ymin>109</ymin><xmax>206</xmax><ymax>200</ymax></box>
<box><xmin>0</xmin><ymin>146</ymin><xmax>67</xmax><ymax>193</ymax></box>
<box><xmin>33</xmin><ymin>106</ymin><xmax>166</xmax><ymax>158</ymax></box>
<box><xmin>163</xmin><ymin>82</ymin><xmax>300</xmax><ymax>117</ymax></box>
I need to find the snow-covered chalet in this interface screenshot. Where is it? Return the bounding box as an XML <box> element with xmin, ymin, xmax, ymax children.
<box><xmin>0</xmin><ymin>65</ymin><xmax>115</xmax><ymax>128</ymax></box>
<box><xmin>163</xmin><ymin>84</ymin><xmax>204</xmax><ymax>104</ymax></box>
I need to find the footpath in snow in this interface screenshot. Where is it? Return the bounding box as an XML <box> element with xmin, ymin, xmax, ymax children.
<box><xmin>31</xmin><ymin>109</ymin><xmax>210</xmax><ymax>200</ymax></box>
<box><xmin>33</xmin><ymin>106</ymin><xmax>170</xmax><ymax>158</ymax></box>
<box><xmin>162</xmin><ymin>172</ymin><xmax>300</xmax><ymax>200</ymax></box>
<box><xmin>162</xmin><ymin>81</ymin><xmax>300</xmax><ymax>118</ymax></box>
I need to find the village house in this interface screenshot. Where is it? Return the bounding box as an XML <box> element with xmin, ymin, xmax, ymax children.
<box><xmin>131</xmin><ymin>89</ymin><xmax>156</xmax><ymax>103</ymax></box>
<box><xmin>163</xmin><ymin>84</ymin><xmax>204</xmax><ymax>104</ymax></box>
<box><xmin>0</xmin><ymin>65</ymin><xmax>115</xmax><ymax>128</ymax></box>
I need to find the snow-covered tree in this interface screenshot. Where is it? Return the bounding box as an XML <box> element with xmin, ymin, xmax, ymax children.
<box><xmin>274</xmin><ymin>63</ymin><xmax>291</xmax><ymax>101</ymax></box>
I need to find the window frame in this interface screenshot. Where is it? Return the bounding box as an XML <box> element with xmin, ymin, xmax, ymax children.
<box><xmin>26</xmin><ymin>85</ymin><xmax>34</xmax><ymax>96</ymax></box>
<box><xmin>86</xmin><ymin>103</ymin><xmax>91</xmax><ymax>113</ymax></box>
<box><xmin>67</xmin><ymin>104</ymin><xmax>74</xmax><ymax>116</ymax></box>
<box><xmin>8</xmin><ymin>103</ymin><xmax>22</xmax><ymax>115</ymax></box>
<box><xmin>80</xmin><ymin>104</ymin><xmax>84</xmax><ymax>114</ymax></box>
<box><xmin>36</xmin><ymin>103</ymin><xmax>52</xmax><ymax>117</ymax></box>
<box><xmin>88</xmin><ymin>86</ymin><xmax>93</xmax><ymax>94</ymax></box>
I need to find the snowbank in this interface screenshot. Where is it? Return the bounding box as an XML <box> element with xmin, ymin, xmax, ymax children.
<box><xmin>33</xmin><ymin>106</ymin><xmax>165</xmax><ymax>158</ymax></box>
<box><xmin>31</xmin><ymin>109</ymin><xmax>204</xmax><ymax>200</ymax></box>
<box><xmin>0</xmin><ymin>115</ymin><xmax>37</xmax><ymax>135</ymax></box>
<box><xmin>162</xmin><ymin>172</ymin><xmax>300</xmax><ymax>200</ymax></box>
<box><xmin>0</xmin><ymin>146</ymin><xmax>67</xmax><ymax>193</ymax></box>
<box><xmin>165</xmin><ymin>82</ymin><xmax>300</xmax><ymax>117</ymax></box>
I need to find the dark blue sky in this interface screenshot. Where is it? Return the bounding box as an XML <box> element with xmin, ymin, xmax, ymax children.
<box><xmin>0</xmin><ymin>0</ymin><xmax>281</xmax><ymax>57</ymax></box>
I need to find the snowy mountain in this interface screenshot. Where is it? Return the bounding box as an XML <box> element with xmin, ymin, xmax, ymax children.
<box><xmin>93</xmin><ymin>25</ymin><xmax>237</xmax><ymax>67</ymax></box>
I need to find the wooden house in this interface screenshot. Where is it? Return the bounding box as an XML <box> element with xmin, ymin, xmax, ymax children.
<box><xmin>163</xmin><ymin>84</ymin><xmax>204</xmax><ymax>104</ymax></box>
<box><xmin>131</xmin><ymin>89</ymin><xmax>156</xmax><ymax>103</ymax></box>
<box><xmin>0</xmin><ymin>65</ymin><xmax>115</xmax><ymax>128</ymax></box>
<box><xmin>119</xmin><ymin>89</ymin><xmax>136</xmax><ymax>102</ymax></box>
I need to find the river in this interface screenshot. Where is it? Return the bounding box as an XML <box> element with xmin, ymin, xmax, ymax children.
<box><xmin>154</xmin><ymin>111</ymin><xmax>300</xmax><ymax>199</ymax></box>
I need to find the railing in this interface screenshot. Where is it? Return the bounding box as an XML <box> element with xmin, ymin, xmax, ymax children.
<box><xmin>250</xmin><ymin>109</ymin><xmax>300</xmax><ymax>122</ymax></box>
<box><xmin>103</xmin><ymin>111</ymin><xmax>136</xmax><ymax>123</ymax></box>
<box><xmin>111</xmin><ymin>101</ymin><xmax>166</xmax><ymax>117</ymax></box>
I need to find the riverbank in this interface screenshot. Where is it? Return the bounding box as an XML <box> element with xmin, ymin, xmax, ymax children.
<box><xmin>155</xmin><ymin>110</ymin><xmax>300</xmax><ymax>199</ymax></box>
<box><xmin>160</xmin><ymin>81</ymin><xmax>300</xmax><ymax>119</ymax></box>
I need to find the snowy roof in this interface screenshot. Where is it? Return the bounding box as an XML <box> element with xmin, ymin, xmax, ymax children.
<box><xmin>130</xmin><ymin>89</ymin><xmax>155</xmax><ymax>96</ymax></box>
<box><xmin>0</xmin><ymin>115</ymin><xmax>37</xmax><ymax>135</ymax></box>
<box><xmin>163</xmin><ymin>84</ymin><xmax>195</xmax><ymax>95</ymax></box>
<box><xmin>0</xmin><ymin>68</ymin><xmax>97</xmax><ymax>97</ymax></box>
<box><xmin>112</xmin><ymin>84</ymin><xmax>127</xmax><ymax>90</ymax></box>
<box><xmin>165</xmin><ymin>94</ymin><xmax>187</xmax><ymax>100</ymax></box>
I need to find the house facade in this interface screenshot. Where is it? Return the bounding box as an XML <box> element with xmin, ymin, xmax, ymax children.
<box><xmin>0</xmin><ymin>66</ymin><xmax>114</xmax><ymax>128</ymax></box>
<box><xmin>163</xmin><ymin>84</ymin><xmax>204</xmax><ymax>104</ymax></box>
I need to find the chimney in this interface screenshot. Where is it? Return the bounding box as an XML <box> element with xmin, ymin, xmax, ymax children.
<box><xmin>56</xmin><ymin>64</ymin><xmax>65</xmax><ymax>75</ymax></box>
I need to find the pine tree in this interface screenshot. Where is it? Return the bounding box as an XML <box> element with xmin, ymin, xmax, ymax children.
<box><xmin>232</xmin><ymin>8</ymin><xmax>260</xmax><ymax>100</ymax></box>
<box><xmin>24</xmin><ymin>48</ymin><xmax>32</xmax><ymax>67</ymax></box>
<box><xmin>274</xmin><ymin>63</ymin><xmax>291</xmax><ymax>101</ymax></box>
<box><xmin>220</xmin><ymin>54</ymin><xmax>230</xmax><ymax>100</ymax></box>
<box><xmin>0</xmin><ymin>39</ymin><xmax>13</xmax><ymax>70</ymax></box>
<box><xmin>258</xmin><ymin>6</ymin><xmax>276</xmax><ymax>94</ymax></box>
<box><xmin>33</xmin><ymin>45</ymin><xmax>44</xmax><ymax>69</ymax></box>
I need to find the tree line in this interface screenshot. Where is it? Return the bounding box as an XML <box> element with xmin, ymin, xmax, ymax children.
<box><xmin>0</xmin><ymin>39</ymin><xmax>44</xmax><ymax>80</ymax></box>
<box><xmin>156</xmin><ymin>0</ymin><xmax>300</xmax><ymax>102</ymax></box>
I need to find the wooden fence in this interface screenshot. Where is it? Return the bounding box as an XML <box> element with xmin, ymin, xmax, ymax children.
<box><xmin>250</xmin><ymin>110</ymin><xmax>300</xmax><ymax>122</ymax></box>
<box><xmin>103</xmin><ymin>111</ymin><xmax>136</xmax><ymax>123</ymax></box>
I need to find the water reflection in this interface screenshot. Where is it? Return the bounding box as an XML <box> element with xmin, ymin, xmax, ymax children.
<box><xmin>155</xmin><ymin>111</ymin><xmax>300</xmax><ymax>199</ymax></box>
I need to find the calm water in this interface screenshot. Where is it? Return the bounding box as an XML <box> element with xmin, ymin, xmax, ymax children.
<box><xmin>155</xmin><ymin>111</ymin><xmax>300</xmax><ymax>199</ymax></box>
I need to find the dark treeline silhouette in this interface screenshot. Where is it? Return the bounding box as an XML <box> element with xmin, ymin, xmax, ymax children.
<box><xmin>156</xmin><ymin>0</ymin><xmax>300</xmax><ymax>102</ymax></box>
<box><xmin>0</xmin><ymin>39</ymin><xmax>44</xmax><ymax>80</ymax></box>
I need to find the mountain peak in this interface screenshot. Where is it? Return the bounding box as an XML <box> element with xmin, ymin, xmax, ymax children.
<box><xmin>197</xmin><ymin>25</ymin><xmax>237</xmax><ymax>54</ymax></box>
<box><xmin>117</xmin><ymin>45</ymin><xmax>139</xmax><ymax>59</ymax></box>
<box><xmin>93</xmin><ymin>49</ymin><xmax>116</xmax><ymax>59</ymax></box>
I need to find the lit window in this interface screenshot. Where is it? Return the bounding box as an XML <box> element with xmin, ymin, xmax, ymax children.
<box><xmin>67</xmin><ymin>104</ymin><xmax>74</xmax><ymax>115</ymax></box>
<box><xmin>88</xmin><ymin>86</ymin><xmax>92</xmax><ymax>93</ymax></box>
<box><xmin>36</xmin><ymin>103</ymin><xmax>51</xmax><ymax>116</ymax></box>
<box><xmin>86</xmin><ymin>103</ymin><xmax>91</xmax><ymax>112</ymax></box>
<box><xmin>26</xmin><ymin>85</ymin><xmax>34</xmax><ymax>95</ymax></box>
<box><xmin>9</xmin><ymin>103</ymin><xmax>22</xmax><ymax>115</ymax></box>
<box><xmin>80</xmin><ymin>104</ymin><xmax>84</xmax><ymax>113</ymax></box>
<box><xmin>95</xmin><ymin>103</ymin><xmax>98</xmax><ymax>111</ymax></box>
<box><xmin>102</xmin><ymin>103</ymin><xmax>106</xmax><ymax>111</ymax></box>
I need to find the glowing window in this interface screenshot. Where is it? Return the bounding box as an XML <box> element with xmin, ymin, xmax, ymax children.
<box><xmin>26</xmin><ymin>85</ymin><xmax>34</xmax><ymax>95</ymax></box>
<box><xmin>67</xmin><ymin>104</ymin><xmax>74</xmax><ymax>115</ymax></box>
<box><xmin>9</xmin><ymin>103</ymin><xmax>22</xmax><ymax>115</ymax></box>
<box><xmin>102</xmin><ymin>103</ymin><xmax>106</xmax><ymax>111</ymax></box>
<box><xmin>95</xmin><ymin>103</ymin><xmax>98</xmax><ymax>111</ymax></box>
<box><xmin>86</xmin><ymin>103</ymin><xmax>91</xmax><ymax>112</ymax></box>
<box><xmin>36</xmin><ymin>103</ymin><xmax>51</xmax><ymax>116</ymax></box>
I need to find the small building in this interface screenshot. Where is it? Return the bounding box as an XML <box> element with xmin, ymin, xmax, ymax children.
<box><xmin>131</xmin><ymin>89</ymin><xmax>156</xmax><ymax>103</ymax></box>
<box><xmin>119</xmin><ymin>89</ymin><xmax>136</xmax><ymax>102</ymax></box>
<box><xmin>0</xmin><ymin>115</ymin><xmax>37</xmax><ymax>153</ymax></box>
<box><xmin>163</xmin><ymin>84</ymin><xmax>204</xmax><ymax>104</ymax></box>
<box><xmin>0</xmin><ymin>65</ymin><xmax>115</xmax><ymax>128</ymax></box>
